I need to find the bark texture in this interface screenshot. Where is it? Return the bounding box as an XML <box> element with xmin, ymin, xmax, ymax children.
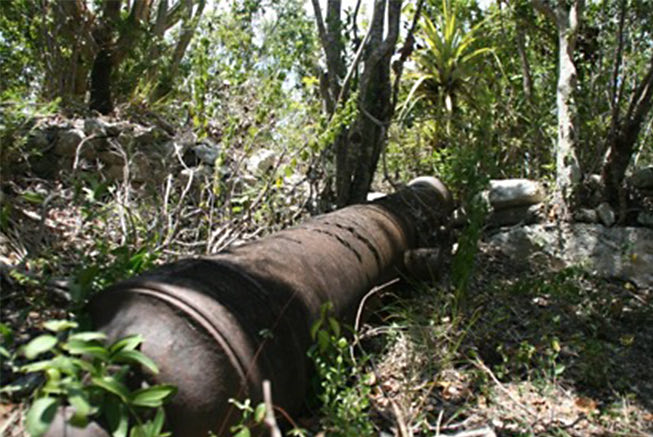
<box><xmin>533</xmin><ymin>0</ymin><xmax>584</xmax><ymax>217</ymax></box>
<box><xmin>602</xmin><ymin>56</ymin><xmax>653</xmax><ymax>206</ymax></box>
<box><xmin>38</xmin><ymin>0</ymin><xmax>204</xmax><ymax>108</ymax></box>
<box><xmin>312</xmin><ymin>0</ymin><xmax>412</xmax><ymax>207</ymax></box>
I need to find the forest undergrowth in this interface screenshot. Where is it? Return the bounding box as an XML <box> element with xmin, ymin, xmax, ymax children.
<box><xmin>1</xmin><ymin>159</ymin><xmax>652</xmax><ymax>436</ymax></box>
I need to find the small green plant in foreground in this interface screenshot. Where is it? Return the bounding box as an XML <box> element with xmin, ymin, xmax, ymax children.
<box><xmin>308</xmin><ymin>303</ymin><xmax>374</xmax><ymax>437</ymax></box>
<box><xmin>17</xmin><ymin>320</ymin><xmax>176</xmax><ymax>437</ymax></box>
<box><xmin>227</xmin><ymin>398</ymin><xmax>267</xmax><ymax>437</ymax></box>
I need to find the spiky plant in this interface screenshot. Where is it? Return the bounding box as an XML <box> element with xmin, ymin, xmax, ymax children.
<box><xmin>401</xmin><ymin>0</ymin><xmax>493</xmax><ymax>117</ymax></box>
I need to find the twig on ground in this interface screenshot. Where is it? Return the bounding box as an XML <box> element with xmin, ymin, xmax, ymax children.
<box><xmin>351</xmin><ymin>277</ymin><xmax>400</xmax><ymax>365</ymax></box>
<box><xmin>390</xmin><ymin>398</ymin><xmax>413</xmax><ymax>437</ymax></box>
<box><xmin>441</xmin><ymin>426</ymin><xmax>497</xmax><ymax>437</ymax></box>
<box><xmin>472</xmin><ymin>358</ymin><xmax>538</xmax><ymax>421</ymax></box>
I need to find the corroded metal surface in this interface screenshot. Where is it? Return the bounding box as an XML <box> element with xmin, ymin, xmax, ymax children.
<box><xmin>79</xmin><ymin>177</ymin><xmax>453</xmax><ymax>437</ymax></box>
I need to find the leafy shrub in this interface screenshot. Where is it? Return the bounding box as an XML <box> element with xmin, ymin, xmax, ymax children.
<box><xmin>18</xmin><ymin>320</ymin><xmax>175</xmax><ymax>437</ymax></box>
<box><xmin>308</xmin><ymin>303</ymin><xmax>374</xmax><ymax>437</ymax></box>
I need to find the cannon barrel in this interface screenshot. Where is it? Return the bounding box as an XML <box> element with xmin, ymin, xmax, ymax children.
<box><xmin>53</xmin><ymin>177</ymin><xmax>453</xmax><ymax>436</ymax></box>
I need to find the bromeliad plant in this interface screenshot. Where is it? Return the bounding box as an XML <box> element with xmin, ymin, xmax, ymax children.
<box><xmin>19</xmin><ymin>320</ymin><xmax>176</xmax><ymax>437</ymax></box>
<box><xmin>401</xmin><ymin>0</ymin><xmax>493</xmax><ymax>117</ymax></box>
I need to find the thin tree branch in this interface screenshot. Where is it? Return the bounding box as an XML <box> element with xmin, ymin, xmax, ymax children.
<box><xmin>626</xmin><ymin>55</ymin><xmax>653</xmax><ymax>129</ymax></box>
<box><xmin>351</xmin><ymin>0</ymin><xmax>363</xmax><ymax>43</ymax></box>
<box><xmin>361</xmin><ymin>0</ymin><xmax>401</xmax><ymax>94</ymax></box>
<box><xmin>391</xmin><ymin>0</ymin><xmax>425</xmax><ymax>111</ymax></box>
<box><xmin>310</xmin><ymin>0</ymin><xmax>329</xmax><ymax>51</ymax></box>
<box><xmin>334</xmin><ymin>12</ymin><xmax>374</xmax><ymax>111</ymax></box>
<box><xmin>607</xmin><ymin>0</ymin><xmax>627</xmax><ymax>142</ymax></box>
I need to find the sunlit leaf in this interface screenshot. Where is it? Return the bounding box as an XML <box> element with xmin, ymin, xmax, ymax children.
<box><xmin>63</xmin><ymin>339</ymin><xmax>109</xmax><ymax>361</ymax></box>
<box><xmin>68</xmin><ymin>332</ymin><xmax>106</xmax><ymax>342</ymax></box>
<box><xmin>24</xmin><ymin>335</ymin><xmax>58</xmax><ymax>359</ymax></box>
<box><xmin>109</xmin><ymin>334</ymin><xmax>144</xmax><ymax>354</ymax></box>
<box><xmin>112</xmin><ymin>349</ymin><xmax>159</xmax><ymax>374</ymax></box>
<box><xmin>43</xmin><ymin>320</ymin><xmax>78</xmax><ymax>333</ymax></box>
<box><xmin>254</xmin><ymin>402</ymin><xmax>266</xmax><ymax>423</ymax></box>
<box><xmin>131</xmin><ymin>384</ymin><xmax>177</xmax><ymax>408</ymax></box>
<box><xmin>25</xmin><ymin>397</ymin><xmax>59</xmax><ymax>437</ymax></box>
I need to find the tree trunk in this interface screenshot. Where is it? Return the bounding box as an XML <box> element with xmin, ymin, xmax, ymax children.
<box><xmin>346</xmin><ymin>1</ymin><xmax>400</xmax><ymax>204</ymax></box>
<box><xmin>89</xmin><ymin>43</ymin><xmax>114</xmax><ymax>115</ymax></box>
<box><xmin>602</xmin><ymin>129</ymin><xmax>636</xmax><ymax>206</ymax></box>
<box><xmin>602</xmin><ymin>56</ymin><xmax>653</xmax><ymax>206</ymax></box>
<box><xmin>533</xmin><ymin>0</ymin><xmax>584</xmax><ymax>217</ymax></box>
<box><xmin>89</xmin><ymin>1</ymin><xmax>120</xmax><ymax>114</ymax></box>
<box><xmin>313</xmin><ymin>0</ymin><xmax>402</xmax><ymax>207</ymax></box>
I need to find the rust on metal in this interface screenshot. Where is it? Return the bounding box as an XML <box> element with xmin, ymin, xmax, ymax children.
<box><xmin>61</xmin><ymin>176</ymin><xmax>452</xmax><ymax>436</ymax></box>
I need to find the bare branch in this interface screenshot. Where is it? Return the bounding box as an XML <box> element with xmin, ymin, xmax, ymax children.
<box><xmin>626</xmin><ymin>55</ymin><xmax>653</xmax><ymax>129</ymax></box>
<box><xmin>392</xmin><ymin>0</ymin><xmax>425</xmax><ymax>110</ymax></box>
<box><xmin>310</xmin><ymin>0</ymin><xmax>329</xmax><ymax>51</ymax></box>
<box><xmin>335</xmin><ymin>11</ymin><xmax>375</xmax><ymax>110</ymax></box>
<box><xmin>351</xmin><ymin>0</ymin><xmax>363</xmax><ymax>43</ymax></box>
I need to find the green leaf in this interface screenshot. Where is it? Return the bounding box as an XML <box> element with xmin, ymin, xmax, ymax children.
<box><xmin>131</xmin><ymin>384</ymin><xmax>177</xmax><ymax>408</ymax></box>
<box><xmin>25</xmin><ymin>397</ymin><xmax>59</xmax><ymax>437</ymax></box>
<box><xmin>317</xmin><ymin>330</ymin><xmax>330</xmax><ymax>353</ymax></box>
<box><xmin>70</xmin><ymin>358</ymin><xmax>97</xmax><ymax>374</ymax></box>
<box><xmin>254</xmin><ymin>402</ymin><xmax>266</xmax><ymax>423</ymax></box>
<box><xmin>43</xmin><ymin>320</ymin><xmax>78</xmax><ymax>333</ymax></box>
<box><xmin>151</xmin><ymin>408</ymin><xmax>166</xmax><ymax>435</ymax></box>
<box><xmin>328</xmin><ymin>317</ymin><xmax>340</xmax><ymax>338</ymax></box>
<box><xmin>67</xmin><ymin>389</ymin><xmax>92</xmax><ymax>416</ymax></box>
<box><xmin>49</xmin><ymin>355</ymin><xmax>77</xmax><ymax>375</ymax></box>
<box><xmin>22</xmin><ymin>191</ymin><xmax>45</xmax><ymax>204</ymax></box>
<box><xmin>68</xmin><ymin>332</ymin><xmax>106</xmax><ymax>342</ymax></box>
<box><xmin>24</xmin><ymin>335</ymin><xmax>58</xmax><ymax>359</ymax></box>
<box><xmin>109</xmin><ymin>334</ymin><xmax>144</xmax><ymax>355</ymax></box>
<box><xmin>309</xmin><ymin>320</ymin><xmax>322</xmax><ymax>341</ymax></box>
<box><xmin>0</xmin><ymin>322</ymin><xmax>14</xmax><ymax>344</ymax></box>
<box><xmin>112</xmin><ymin>349</ymin><xmax>159</xmax><ymax>374</ymax></box>
<box><xmin>91</xmin><ymin>376</ymin><xmax>131</xmax><ymax>403</ymax></box>
<box><xmin>104</xmin><ymin>397</ymin><xmax>128</xmax><ymax>437</ymax></box>
<box><xmin>21</xmin><ymin>359</ymin><xmax>55</xmax><ymax>373</ymax></box>
<box><xmin>63</xmin><ymin>339</ymin><xmax>109</xmax><ymax>361</ymax></box>
<box><xmin>67</xmin><ymin>388</ymin><xmax>93</xmax><ymax>428</ymax></box>
<box><xmin>130</xmin><ymin>425</ymin><xmax>147</xmax><ymax>437</ymax></box>
<box><xmin>233</xmin><ymin>428</ymin><xmax>251</xmax><ymax>437</ymax></box>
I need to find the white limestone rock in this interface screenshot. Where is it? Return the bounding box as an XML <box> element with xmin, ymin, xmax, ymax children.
<box><xmin>488</xmin><ymin>203</ymin><xmax>544</xmax><ymax>228</ymax></box>
<box><xmin>486</xmin><ymin>224</ymin><xmax>653</xmax><ymax>288</ymax></box>
<box><xmin>246</xmin><ymin>149</ymin><xmax>276</xmax><ymax>174</ymax></box>
<box><xmin>596</xmin><ymin>202</ymin><xmax>616</xmax><ymax>227</ymax></box>
<box><xmin>489</xmin><ymin>179</ymin><xmax>545</xmax><ymax>209</ymax></box>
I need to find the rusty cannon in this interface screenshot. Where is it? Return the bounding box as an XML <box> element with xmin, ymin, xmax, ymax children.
<box><xmin>48</xmin><ymin>176</ymin><xmax>453</xmax><ymax>436</ymax></box>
